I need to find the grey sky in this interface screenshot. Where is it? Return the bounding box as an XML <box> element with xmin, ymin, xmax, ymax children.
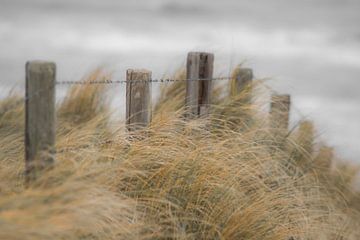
<box><xmin>0</xmin><ymin>0</ymin><xmax>359</xmax><ymax>161</ymax></box>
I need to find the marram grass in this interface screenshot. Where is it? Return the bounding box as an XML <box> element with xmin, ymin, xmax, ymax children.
<box><xmin>0</xmin><ymin>68</ymin><xmax>359</xmax><ymax>239</ymax></box>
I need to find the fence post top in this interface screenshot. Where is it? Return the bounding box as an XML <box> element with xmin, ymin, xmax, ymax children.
<box><xmin>272</xmin><ymin>94</ymin><xmax>291</xmax><ymax>103</ymax></box>
<box><xmin>237</xmin><ymin>68</ymin><xmax>253</xmax><ymax>74</ymax></box>
<box><xmin>126</xmin><ymin>69</ymin><xmax>152</xmax><ymax>74</ymax></box>
<box><xmin>26</xmin><ymin>61</ymin><xmax>56</xmax><ymax>71</ymax></box>
<box><xmin>236</xmin><ymin>68</ymin><xmax>254</xmax><ymax>79</ymax></box>
<box><xmin>187</xmin><ymin>52</ymin><xmax>214</xmax><ymax>57</ymax></box>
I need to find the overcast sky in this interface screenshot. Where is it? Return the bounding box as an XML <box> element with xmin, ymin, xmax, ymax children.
<box><xmin>0</xmin><ymin>0</ymin><xmax>359</xmax><ymax>161</ymax></box>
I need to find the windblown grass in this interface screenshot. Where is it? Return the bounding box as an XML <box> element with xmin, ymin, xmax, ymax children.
<box><xmin>0</xmin><ymin>67</ymin><xmax>359</xmax><ymax>239</ymax></box>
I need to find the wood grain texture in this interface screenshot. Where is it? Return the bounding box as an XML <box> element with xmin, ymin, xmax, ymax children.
<box><xmin>235</xmin><ymin>68</ymin><xmax>253</xmax><ymax>94</ymax></box>
<box><xmin>185</xmin><ymin>52</ymin><xmax>214</xmax><ymax>117</ymax></box>
<box><xmin>270</xmin><ymin>94</ymin><xmax>291</xmax><ymax>131</ymax></box>
<box><xmin>25</xmin><ymin>61</ymin><xmax>56</xmax><ymax>181</ymax></box>
<box><xmin>126</xmin><ymin>69</ymin><xmax>152</xmax><ymax>131</ymax></box>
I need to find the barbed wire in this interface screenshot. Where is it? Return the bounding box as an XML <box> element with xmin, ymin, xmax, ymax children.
<box><xmin>46</xmin><ymin>76</ymin><xmax>231</xmax><ymax>153</ymax></box>
<box><xmin>56</xmin><ymin>139</ymin><xmax>114</xmax><ymax>154</ymax></box>
<box><xmin>0</xmin><ymin>77</ymin><xmax>233</xmax><ymax>115</ymax></box>
<box><xmin>56</xmin><ymin>135</ymin><xmax>148</xmax><ymax>154</ymax></box>
<box><xmin>56</xmin><ymin>77</ymin><xmax>232</xmax><ymax>85</ymax></box>
<box><xmin>0</xmin><ymin>86</ymin><xmax>53</xmax><ymax>116</ymax></box>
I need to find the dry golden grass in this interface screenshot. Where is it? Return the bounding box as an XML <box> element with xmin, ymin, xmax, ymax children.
<box><xmin>0</xmin><ymin>67</ymin><xmax>359</xmax><ymax>239</ymax></box>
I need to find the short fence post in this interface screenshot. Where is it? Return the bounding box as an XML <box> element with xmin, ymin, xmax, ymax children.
<box><xmin>232</xmin><ymin>67</ymin><xmax>253</xmax><ymax>96</ymax></box>
<box><xmin>270</xmin><ymin>94</ymin><xmax>291</xmax><ymax>132</ymax></box>
<box><xmin>25</xmin><ymin>61</ymin><xmax>56</xmax><ymax>182</ymax></box>
<box><xmin>185</xmin><ymin>52</ymin><xmax>214</xmax><ymax>118</ymax></box>
<box><xmin>126</xmin><ymin>69</ymin><xmax>152</xmax><ymax>132</ymax></box>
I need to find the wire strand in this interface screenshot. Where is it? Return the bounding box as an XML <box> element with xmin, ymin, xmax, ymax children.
<box><xmin>0</xmin><ymin>86</ymin><xmax>53</xmax><ymax>116</ymax></box>
<box><xmin>56</xmin><ymin>77</ymin><xmax>232</xmax><ymax>85</ymax></box>
<box><xmin>0</xmin><ymin>77</ymin><xmax>232</xmax><ymax>114</ymax></box>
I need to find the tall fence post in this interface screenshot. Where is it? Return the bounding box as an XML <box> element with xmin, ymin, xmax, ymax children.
<box><xmin>25</xmin><ymin>61</ymin><xmax>56</xmax><ymax>182</ymax></box>
<box><xmin>270</xmin><ymin>94</ymin><xmax>291</xmax><ymax>132</ymax></box>
<box><xmin>126</xmin><ymin>69</ymin><xmax>152</xmax><ymax>132</ymax></box>
<box><xmin>232</xmin><ymin>67</ymin><xmax>253</xmax><ymax>96</ymax></box>
<box><xmin>185</xmin><ymin>52</ymin><xmax>214</xmax><ymax>118</ymax></box>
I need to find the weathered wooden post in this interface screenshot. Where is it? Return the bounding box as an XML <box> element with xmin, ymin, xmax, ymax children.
<box><xmin>25</xmin><ymin>61</ymin><xmax>56</xmax><ymax>182</ymax></box>
<box><xmin>230</xmin><ymin>67</ymin><xmax>255</xmax><ymax>131</ymax></box>
<box><xmin>126</xmin><ymin>69</ymin><xmax>152</xmax><ymax>132</ymax></box>
<box><xmin>185</xmin><ymin>52</ymin><xmax>214</xmax><ymax>118</ymax></box>
<box><xmin>297</xmin><ymin>120</ymin><xmax>314</xmax><ymax>155</ymax></box>
<box><xmin>232</xmin><ymin>67</ymin><xmax>253</xmax><ymax>96</ymax></box>
<box><xmin>270</xmin><ymin>94</ymin><xmax>291</xmax><ymax>132</ymax></box>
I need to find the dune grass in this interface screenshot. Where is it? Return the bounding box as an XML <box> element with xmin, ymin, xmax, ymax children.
<box><xmin>0</xmin><ymin>67</ymin><xmax>359</xmax><ymax>239</ymax></box>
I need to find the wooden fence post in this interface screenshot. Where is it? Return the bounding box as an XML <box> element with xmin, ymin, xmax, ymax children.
<box><xmin>25</xmin><ymin>61</ymin><xmax>56</xmax><ymax>182</ymax></box>
<box><xmin>126</xmin><ymin>69</ymin><xmax>152</xmax><ymax>132</ymax></box>
<box><xmin>270</xmin><ymin>94</ymin><xmax>291</xmax><ymax>131</ymax></box>
<box><xmin>185</xmin><ymin>52</ymin><xmax>214</xmax><ymax>118</ymax></box>
<box><xmin>233</xmin><ymin>67</ymin><xmax>253</xmax><ymax>96</ymax></box>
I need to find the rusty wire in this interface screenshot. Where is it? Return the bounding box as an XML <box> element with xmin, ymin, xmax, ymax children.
<box><xmin>0</xmin><ymin>77</ymin><xmax>232</xmax><ymax>115</ymax></box>
<box><xmin>55</xmin><ymin>77</ymin><xmax>232</xmax><ymax>85</ymax></box>
<box><xmin>0</xmin><ymin>86</ymin><xmax>53</xmax><ymax>116</ymax></box>
<box><xmin>1</xmin><ymin>76</ymin><xmax>233</xmax><ymax>153</ymax></box>
<box><xmin>56</xmin><ymin>140</ymin><xmax>114</xmax><ymax>154</ymax></box>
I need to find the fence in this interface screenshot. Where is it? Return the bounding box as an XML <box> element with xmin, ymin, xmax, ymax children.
<box><xmin>1</xmin><ymin>52</ymin><xmax>292</xmax><ymax>182</ymax></box>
